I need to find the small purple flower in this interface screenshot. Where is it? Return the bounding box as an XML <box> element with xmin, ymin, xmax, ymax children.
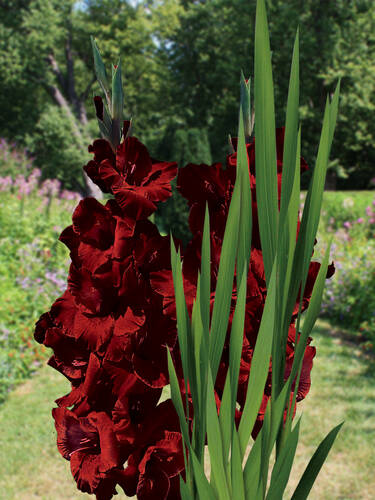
<box><xmin>0</xmin><ymin>327</ymin><xmax>10</xmax><ymax>341</ymax></box>
<box><xmin>39</xmin><ymin>178</ymin><xmax>61</xmax><ymax>198</ymax></box>
<box><xmin>16</xmin><ymin>276</ymin><xmax>31</xmax><ymax>290</ymax></box>
<box><xmin>45</xmin><ymin>271</ymin><xmax>66</xmax><ymax>293</ymax></box>
<box><xmin>343</xmin><ymin>221</ymin><xmax>351</xmax><ymax>229</ymax></box>
<box><xmin>357</xmin><ymin>217</ymin><xmax>364</xmax><ymax>224</ymax></box>
<box><xmin>0</xmin><ymin>176</ymin><xmax>12</xmax><ymax>191</ymax></box>
<box><xmin>60</xmin><ymin>189</ymin><xmax>81</xmax><ymax>201</ymax></box>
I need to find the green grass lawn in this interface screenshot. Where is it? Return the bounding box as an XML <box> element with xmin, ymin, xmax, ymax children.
<box><xmin>0</xmin><ymin>320</ymin><xmax>374</xmax><ymax>499</ymax></box>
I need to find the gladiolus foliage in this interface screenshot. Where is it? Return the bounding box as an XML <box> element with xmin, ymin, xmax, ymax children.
<box><xmin>35</xmin><ymin>1</ymin><xmax>342</xmax><ymax>498</ymax></box>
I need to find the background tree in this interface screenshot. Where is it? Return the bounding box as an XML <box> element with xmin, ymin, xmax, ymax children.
<box><xmin>0</xmin><ymin>0</ymin><xmax>374</xmax><ymax>193</ymax></box>
<box><xmin>155</xmin><ymin>0</ymin><xmax>375</xmax><ymax>188</ymax></box>
<box><xmin>321</xmin><ymin>1</ymin><xmax>375</xmax><ymax>189</ymax></box>
<box><xmin>0</xmin><ymin>0</ymin><xmax>100</xmax><ymax>193</ymax></box>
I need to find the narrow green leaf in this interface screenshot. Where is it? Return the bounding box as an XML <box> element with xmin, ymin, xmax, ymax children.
<box><xmin>206</xmin><ymin>367</ymin><xmax>231</xmax><ymax>499</ymax></box>
<box><xmin>243</xmin><ymin>434</ymin><xmax>262</xmax><ymax>498</ymax></box>
<box><xmin>254</xmin><ymin>0</ymin><xmax>278</xmax><ymax>285</ymax></box>
<box><xmin>170</xmin><ymin>242</ymin><xmax>193</xmax><ymax>395</ymax></box>
<box><xmin>90</xmin><ymin>36</ymin><xmax>110</xmax><ymax>98</ymax></box>
<box><xmin>218</xmin><ymin>373</ymin><xmax>232</xmax><ymax>468</ymax></box>
<box><xmin>209</xmin><ymin>176</ymin><xmax>241</xmax><ymax>383</ymax></box>
<box><xmin>282</xmin><ymin>95</ymin><xmax>335</xmax><ymax>345</ymax></box>
<box><xmin>196</xmin><ymin>206</ymin><xmax>211</xmax><ymax>463</ymax></box>
<box><xmin>299</xmin><ymin>98</ymin><xmax>331</xmax><ymax>266</ymax></box>
<box><xmin>266</xmin><ymin>418</ymin><xmax>301</xmax><ymax>500</ymax></box>
<box><xmin>328</xmin><ymin>80</ymin><xmax>341</xmax><ymax>147</ymax></box>
<box><xmin>200</xmin><ymin>204</ymin><xmax>211</xmax><ymax>335</ymax></box>
<box><xmin>191</xmin><ymin>290</ymin><xmax>203</xmax><ymax>419</ymax></box>
<box><xmin>167</xmin><ymin>350</ymin><xmax>190</xmax><ymax>447</ymax></box>
<box><xmin>268</xmin><ymin>381</ymin><xmax>291</xmax><ymax>458</ymax></box>
<box><xmin>289</xmin><ymin>239</ymin><xmax>332</xmax><ymax>385</ymax></box>
<box><xmin>279</xmin><ymin>240</ymin><xmax>333</xmax><ymax>462</ymax></box>
<box><xmin>170</xmin><ymin>240</ymin><xmax>193</xmax><ymax>442</ymax></box>
<box><xmin>238</xmin><ymin>259</ymin><xmax>277</xmax><ymax>455</ymax></box>
<box><xmin>111</xmin><ymin>60</ymin><xmax>124</xmax><ymax>147</ymax></box>
<box><xmin>274</xmin><ymin>31</ymin><xmax>300</xmax><ymax>394</ymax></box>
<box><xmin>190</xmin><ymin>450</ymin><xmax>216</xmax><ymax>500</ymax></box>
<box><xmin>229</xmin><ymin>266</ymin><xmax>248</xmax><ymax>421</ymax></box>
<box><xmin>291</xmin><ymin>422</ymin><xmax>344</xmax><ymax>500</ymax></box>
<box><xmin>191</xmin><ymin>282</ymin><xmax>208</xmax><ymax>463</ymax></box>
<box><xmin>301</xmin><ymin>238</ymin><xmax>332</xmax><ymax>336</ymax></box>
<box><xmin>231</xmin><ymin>426</ymin><xmax>246</xmax><ymax>500</ymax></box>
<box><xmin>256</xmin><ymin>479</ymin><xmax>265</xmax><ymax>500</ymax></box>
<box><xmin>112</xmin><ymin>60</ymin><xmax>123</xmax><ymax>120</ymax></box>
<box><xmin>281</xmin><ymin>127</ymin><xmax>301</xmax><ymax>315</ymax></box>
<box><xmin>240</xmin><ymin>72</ymin><xmax>251</xmax><ymax>138</ymax></box>
<box><xmin>279</xmin><ymin>28</ymin><xmax>300</xmax><ymax>222</ymax></box>
<box><xmin>236</xmin><ymin>109</ymin><xmax>252</xmax><ymax>278</ymax></box>
<box><xmin>179</xmin><ymin>476</ymin><xmax>192</xmax><ymax>500</ymax></box>
<box><xmin>260</xmin><ymin>399</ymin><xmax>271</xmax><ymax>496</ymax></box>
<box><xmin>272</xmin><ymin>127</ymin><xmax>301</xmax><ymax>399</ymax></box>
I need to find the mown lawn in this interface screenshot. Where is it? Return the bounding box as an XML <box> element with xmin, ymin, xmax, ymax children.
<box><xmin>0</xmin><ymin>320</ymin><xmax>374</xmax><ymax>499</ymax></box>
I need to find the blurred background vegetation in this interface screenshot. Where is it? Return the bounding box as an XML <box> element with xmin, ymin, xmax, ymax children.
<box><xmin>1</xmin><ymin>0</ymin><xmax>374</xmax><ymax>192</ymax></box>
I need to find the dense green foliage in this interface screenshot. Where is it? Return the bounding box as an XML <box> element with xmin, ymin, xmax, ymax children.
<box><xmin>314</xmin><ymin>191</ymin><xmax>375</xmax><ymax>350</ymax></box>
<box><xmin>25</xmin><ymin>106</ymin><xmax>91</xmax><ymax>191</ymax></box>
<box><xmin>0</xmin><ymin>0</ymin><xmax>374</xmax><ymax>191</ymax></box>
<box><xmin>0</xmin><ymin>138</ymin><xmax>33</xmax><ymax>179</ymax></box>
<box><xmin>0</xmin><ymin>176</ymin><xmax>78</xmax><ymax>403</ymax></box>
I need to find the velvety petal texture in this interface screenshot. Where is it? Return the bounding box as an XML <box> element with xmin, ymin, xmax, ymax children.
<box><xmin>34</xmin><ymin>122</ymin><xmax>333</xmax><ymax>499</ymax></box>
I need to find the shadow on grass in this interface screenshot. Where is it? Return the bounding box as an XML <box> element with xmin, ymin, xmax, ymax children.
<box><xmin>315</xmin><ymin>318</ymin><xmax>375</xmax><ymax>376</ymax></box>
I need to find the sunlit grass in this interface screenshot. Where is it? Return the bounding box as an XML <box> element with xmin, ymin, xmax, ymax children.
<box><xmin>0</xmin><ymin>320</ymin><xmax>373</xmax><ymax>499</ymax></box>
<box><xmin>285</xmin><ymin>319</ymin><xmax>375</xmax><ymax>499</ymax></box>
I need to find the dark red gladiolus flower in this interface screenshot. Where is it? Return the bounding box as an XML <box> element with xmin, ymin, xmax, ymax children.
<box><xmin>136</xmin><ymin>431</ymin><xmax>184</xmax><ymax>500</ymax></box>
<box><xmin>34</xmin><ymin>125</ymin><xmax>333</xmax><ymax>500</ymax></box>
<box><xmin>53</xmin><ymin>408</ymin><xmax>122</xmax><ymax>498</ymax></box>
<box><xmin>178</xmin><ymin>127</ymin><xmax>308</xmax><ymax>248</ymax></box>
<box><xmin>84</xmin><ymin>133</ymin><xmax>177</xmax><ymax>228</ymax></box>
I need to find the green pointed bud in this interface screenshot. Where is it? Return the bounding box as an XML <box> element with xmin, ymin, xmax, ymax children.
<box><xmin>112</xmin><ymin>61</ymin><xmax>123</xmax><ymax>120</ymax></box>
<box><xmin>90</xmin><ymin>36</ymin><xmax>110</xmax><ymax>100</ymax></box>
<box><xmin>240</xmin><ymin>71</ymin><xmax>252</xmax><ymax>138</ymax></box>
<box><xmin>111</xmin><ymin>60</ymin><xmax>124</xmax><ymax>148</ymax></box>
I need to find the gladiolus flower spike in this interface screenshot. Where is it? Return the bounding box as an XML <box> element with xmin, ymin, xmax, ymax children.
<box><xmin>35</xmin><ymin>2</ymin><xmax>342</xmax><ymax>499</ymax></box>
